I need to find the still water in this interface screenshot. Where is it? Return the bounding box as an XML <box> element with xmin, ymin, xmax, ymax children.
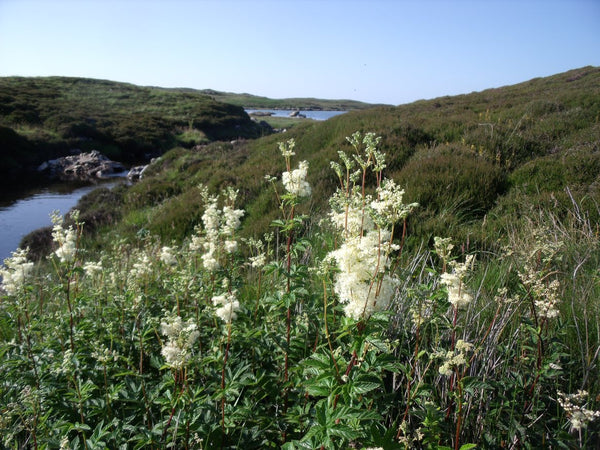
<box><xmin>245</xmin><ymin>109</ymin><xmax>346</xmax><ymax>120</ymax></box>
<box><xmin>0</xmin><ymin>179</ymin><xmax>124</xmax><ymax>263</ymax></box>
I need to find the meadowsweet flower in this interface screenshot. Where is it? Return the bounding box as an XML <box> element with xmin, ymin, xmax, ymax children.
<box><xmin>329</xmin><ymin>204</ymin><xmax>375</xmax><ymax>236</ymax></box>
<box><xmin>519</xmin><ymin>264</ymin><xmax>561</xmax><ymax>319</ymax></box>
<box><xmin>435</xmin><ymin>339</ymin><xmax>473</xmax><ymax>376</ymax></box>
<box><xmin>194</xmin><ymin>187</ymin><xmax>244</xmax><ymax>272</ymax></box>
<box><xmin>160</xmin><ymin>315</ymin><xmax>199</xmax><ymax>369</ymax></box>
<box><xmin>51</xmin><ymin>211</ymin><xmax>78</xmax><ymax>263</ymax></box>
<box><xmin>327</xmin><ymin>230</ymin><xmax>398</xmax><ymax>319</ymax></box>
<box><xmin>434</xmin><ymin>236</ymin><xmax>454</xmax><ymax>262</ymax></box>
<box><xmin>160</xmin><ymin>246</ymin><xmax>177</xmax><ymax>266</ymax></box>
<box><xmin>224</xmin><ymin>239</ymin><xmax>238</xmax><ymax>253</ymax></box>
<box><xmin>202</xmin><ymin>195</ymin><xmax>220</xmax><ymax>242</ymax></box>
<box><xmin>557</xmin><ymin>390</ymin><xmax>600</xmax><ymax>431</ymax></box>
<box><xmin>249</xmin><ymin>252</ymin><xmax>266</xmax><ymax>268</ymax></box>
<box><xmin>131</xmin><ymin>252</ymin><xmax>152</xmax><ymax>279</ymax></box>
<box><xmin>222</xmin><ymin>187</ymin><xmax>244</xmax><ymax>232</ymax></box>
<box><xmin>83</xmin><ymin>261</ymin><xmax>103</xmax><ymax>277</ymax></box>
<box><xmin>279</xmin><ymin>138</ymin><xmax>296</xmax><ymax>158</ymax></box>
<box><xmin>91</xmin><ymin>344</ymin><xmax>119</xmax><ymax>364</ymax></box>
<box><xmin>371</xmin><ymin>178</ymin><xmax>418</xmax><ymax>225</ymax></box>
<box><xmin>212</xmin><ymin>291</ymin><xmax>240</xmax><ymax>323</ymax></box>
<box><xmin>1</xmin><ymin>248</ymin><xmax>34</xmax><ymax>295</ymax></box>
<box><xmin>409</xmin><ymin>298</ymin><xmax>434</xmax><ymax>327</ymax></box>
<box><xmin>440</xmin><ymin>255</ymin><xmax>475</xmax><ymax>309</ymax></box>
<box><xmin>282</xmin><ymin>160</ymin><xmax>311</xmax><ymax>197</ymax></box>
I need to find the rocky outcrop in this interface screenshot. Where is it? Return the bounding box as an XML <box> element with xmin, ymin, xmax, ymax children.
<box><xmin>289</xmin><ymin>110</ymin><xmax>306</xmax><ymax>118</ymax></box>
<box><xmin>37</xmin><ymin>150</ymin><xmax>126</xmax><ymax>181</ymax></box>
<box><xmin>127</xmin><ymin>165</ymin><xmax>148</xmax><ymax>181</ymax></box>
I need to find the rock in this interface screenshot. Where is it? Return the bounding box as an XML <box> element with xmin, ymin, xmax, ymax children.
<box><xmin>37</xmin><ymin>150</ymin><xmax>126</xmax><ymax>181</ymax></box>
<box><xmin>127</xmin><ymin>165</ymin><xmax>148</xmax><ymax>181</ymax></box>
<box><xmin>289</xmin><ymin>110</ymin><xmax>306</xmax><ymax>118</ymax></box>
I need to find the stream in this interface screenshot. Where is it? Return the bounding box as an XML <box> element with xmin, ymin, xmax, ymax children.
<box><xmin>0</xmin><ymin>178</ymin><xmax>125</xmax><ymax>263</ymax></box>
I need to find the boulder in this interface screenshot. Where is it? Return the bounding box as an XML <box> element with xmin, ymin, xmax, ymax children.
<box><xmin>37</xmin><ymin>150</ymin><xmax>126</xmax><ymax>181</ymax></box>
<box><xmin>289</xmin><ymin>110</ymin><xmax>306</xmax><ymax>118</ymax></box>
<box><xmin>127</xmin><ymin>165</ymin><xmax>148</xmax><ymax>182</ymax></box>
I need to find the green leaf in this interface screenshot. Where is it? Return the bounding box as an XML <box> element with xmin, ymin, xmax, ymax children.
<box><xmin>351</xmin><ymin>381</ymin><xmax>380</xmax><ymax>395</ymax></box>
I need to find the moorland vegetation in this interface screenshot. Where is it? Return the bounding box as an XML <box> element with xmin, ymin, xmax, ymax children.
<box><xmin>1</xmin><ymin>66</ymin><xmax>600</xmax><ymax>448</ymax></box>
<box><xmin>0</xmin><ymin>77</ymin><xmax>271</xmax><ymax>184</ymax></box>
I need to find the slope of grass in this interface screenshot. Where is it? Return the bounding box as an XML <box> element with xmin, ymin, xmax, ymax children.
<box><xmin>29</xmin><ymin>66</ymin><xmax>593</xmax><ymax>257</ymax></box>
<box><xmin>0</xmin><ymin>77</ymin><xmax>268</xmax><ymax>184</ymax></box>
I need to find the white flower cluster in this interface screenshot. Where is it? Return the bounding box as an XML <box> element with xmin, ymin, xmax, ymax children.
<box><xmin>282</xmin><ymin>160</ymin><xmax>311</xmax><ymax>198</ymax></box>
<box><xmin>160</xmin><ymin>246</ymin><xmax>177</xmax><ymax>266</ymax></box>
<box><xmin>51</xmin><ymin>211</ymin><xmax>78</xmax><ymax>263</ymax></box>
<box><xmin>83</xmin><ymin>261</ymin><xmax>103</xmax><ymax>277</ymax></box>
<box><xmin>131</xmin><ymin>251</ymin><xmax>152</xmax><ymax>279</ymax></box>
<box><xmin>409</xmin><ymin>298</ymin><xmax>434</xmax><ymax>328</ymax></box>
<box><xmin>212</xmin><ymin>291</ymin><xmax>240</xmax><ymax>323</ymax></box>
<box><xmin>519</xmin><ymin>264</ymin><xmax>561</xmax><ymax>320</ymax></box>
<box><xmin>371</xmin><ymin>179</ymin><xmax>418</xmax><ymax>225</ymax></box>
<box><xmin>435</xmin><ymin>339</ymin><xmax>473</xmax><ymax>376</ymax></box>
<box><xmin>0</xmin><ymin>248</ymin><xmax>34</xmax><ymax>295</ymax></box>
<box><xmin>91</xmin><ymin>344</ymin><xmax>119</xmax><ymax>364</ymax></box>
<box><xmin>433</xmin><ymin>236</ymin><xmax>454</xmax><ymax>262</ymax></box>
<box><xmin>278</xmin><ymin>138</ymin><xmax>296</xmax><ymax>158</ymax></box>
<box><xmin>250</xmin><ymin>252</ymin><xmax>266</xmax><ymax>269</ymax></box>
<box><xmin>325</xmin><ymin>134</ymin><xmax>418</xmax><ymax>320</ymax></box>
<box><xmin>191</xmin><ymin>187</ymin><xmax>244</xmax><ymax>272</ymax></box>
<box><xmin>327</xmin><ymin>229</ymin><xmax>399</xmax><ymax>320</ymax></box>
<box><xmin>160</xmin><ymin>315</ymin><xmax>199</xmax><ymax>369</ymax></box>
<box><xmin>329</xmin><ymin>202</ymin><xmax>374</xmax><ymax>237</ymax></box>
<box><xmin>440</xmin><ymin>255</ymin><xmax>475</xmax><ymax>309</ymax></box>
<box><xmin>557</xmin><ymin>390</ymin><xmax>600</xmax><ymax>431</ymax></box>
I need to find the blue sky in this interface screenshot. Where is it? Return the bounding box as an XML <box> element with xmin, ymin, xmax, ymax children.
<box><xmin>0</xmin><ymin>0</ymin><xmax>598</xmax><ymax>105</ymax></box>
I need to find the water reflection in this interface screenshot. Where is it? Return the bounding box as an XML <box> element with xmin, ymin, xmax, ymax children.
<box><xmin>0</xmin><ymin>178</ymin><xmax>125</xmax><ymax>262</ymax></box>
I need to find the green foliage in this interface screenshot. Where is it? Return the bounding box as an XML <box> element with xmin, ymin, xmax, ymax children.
<box><xmin>3</xmin><ymin>130</ymin><xmax>600</xmax><ymax>449</ymax></box>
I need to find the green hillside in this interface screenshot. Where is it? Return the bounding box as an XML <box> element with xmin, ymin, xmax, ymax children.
<box><xmin>193</xmin><ymin>89</ymin><xmax>385</xmax><ymax>110</ymax></box>
<box><xmin>0</xmin><ymin>77</ymin><xmax>268</xmax><ymax>182</ymax></box>
<box><xmin>56</xmin><ymin>66</ymin><xmax>599</xmax><ymax>252</ymax></box>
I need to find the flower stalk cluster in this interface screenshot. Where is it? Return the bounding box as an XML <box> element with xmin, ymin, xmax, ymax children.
<box><xmin>160</xmin><ymin>314</ymin><xmax>199</xmax><ymax>370</ymax></box>
<box><xmin>191</xmin><ymin>186</ymin><xmax>244</xmax><ymax>272</ymax></box>
<box><xmin>212</xmin><ymin>290</ymin><xmax>240</xmax><ymax>324</ymax></box>
<box><xmin>326</xmin><ymin>132</ymin><xmax>417</xmax><ymax>320</ymax></box>
<box><xmin>557</xmin><ymin>390</ymin><xmax>600</xmax><ymax>431</ymax></box>
<box><xmin>1</xmin><ymin>248</ymin><xmax>34</xmax><ymax>295</ymax></box>
<box><xmin>435</xmin><ymin>339</ymin><xmax>473</xmax><ymax>377</ymax></box>
<box><xmin>439</xmin><ymin>255</ymin><xmax>475</xmax><ymax>309</ymax></box>
<box><xmin>519</xmin><ymin>264</ymin><xmax>561</xmax><ymax>320</ymax></box>
<box><xmin>51</xmin><ymin>210</ymin><xmax>80</xmax><ymax>264</ymax></box>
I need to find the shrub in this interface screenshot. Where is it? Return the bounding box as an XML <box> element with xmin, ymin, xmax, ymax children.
<box><xmin>396</xmin><ymin>144</ymin><xmax>506</xmax><ymax>239</ymax></box>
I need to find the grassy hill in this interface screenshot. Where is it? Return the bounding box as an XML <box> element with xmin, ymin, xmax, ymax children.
<box><xmin>55</xmin><ymin>66</ymin><xmax>599</xmax><ymax>252</ymax></box>
<box><xmin>158</xmin><ymin>87</ymin><xmax>383</xmax><ymax>110</ymax></box>
<box><xmin>0</xmin><ymin>77</ymin><xmax>269</xmax><ymax>183</ymax></box>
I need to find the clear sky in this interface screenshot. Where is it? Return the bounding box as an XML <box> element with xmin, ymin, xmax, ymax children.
<box><xmin>0</xmin><ymin>0</ymin><xmax>598</xmax><ymax>105</ymax></box>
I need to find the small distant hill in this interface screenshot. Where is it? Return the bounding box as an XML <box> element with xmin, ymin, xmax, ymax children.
<box><xmin>194</xmin><ymin>89</ymin><xmax>386</xmax><ymax>110</ymax></box>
